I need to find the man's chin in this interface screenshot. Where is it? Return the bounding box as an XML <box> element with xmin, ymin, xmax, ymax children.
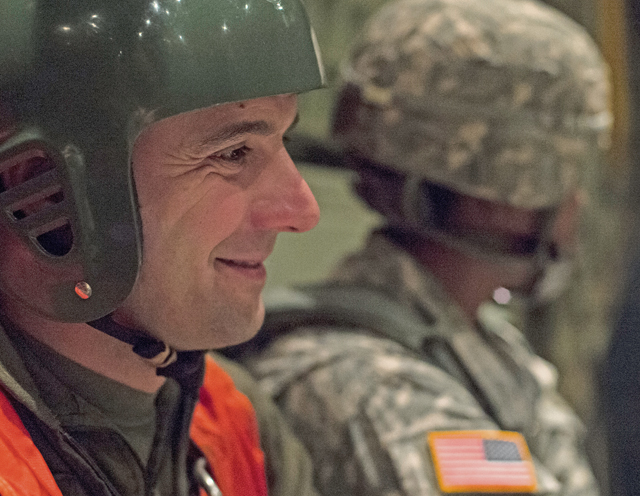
<box><xmin>198</xmin><ymin>307</ymin><xmax>267</xmax><ymax>351</ymax></box>
<box><xmin>221</xmin><ymin>301</ymin><xmax>266</xmax><ymax>348</ymax></box>
<box><xmin>149</xmin><ymin>296</ymin><xmax>266</xmax><ymax>351</ymax></box>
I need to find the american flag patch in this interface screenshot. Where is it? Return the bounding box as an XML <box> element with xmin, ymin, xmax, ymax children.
<box><xmin>428</xmin><ymin>430</ymin><xmax>537</xmax><ymax>493</ymax></box>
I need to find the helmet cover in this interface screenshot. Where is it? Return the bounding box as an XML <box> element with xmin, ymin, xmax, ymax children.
<box><xmin>333</xmin><ymin>0</ymin><xmax>611</xmax><ymax>211</ymax></box>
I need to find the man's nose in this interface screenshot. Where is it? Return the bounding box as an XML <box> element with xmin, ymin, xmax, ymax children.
<box><xmin>250</xmin><ymin>149</ymin><xmax>320</xmax><ymax>233</ymax></box>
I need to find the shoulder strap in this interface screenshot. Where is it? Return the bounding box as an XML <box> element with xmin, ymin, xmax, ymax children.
<box><xmin>261</xmin><ymin>283</ymin><xmax>440</xmax><ymax>353</ymax></box>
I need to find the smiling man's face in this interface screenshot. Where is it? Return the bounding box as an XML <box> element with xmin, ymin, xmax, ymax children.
<box><xmin>113</xmin><ymin>94</ymin><xmax>319</xmax><ymax>350</ymax></box>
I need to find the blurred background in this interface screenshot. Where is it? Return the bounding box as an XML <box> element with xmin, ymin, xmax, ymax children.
<box><xmin>262</xmin><ymin>1</ymin><xmax>639</xmax><ymax>494</ymax></box>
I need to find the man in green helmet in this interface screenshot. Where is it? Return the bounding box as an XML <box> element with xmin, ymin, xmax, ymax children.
<box><xmin>237</xmin><ymin>0</ymin><xmax>611</xmax><ymax>494</ymax></box>
<box><xmin>0</xmin><ymin>0</ymin><xmax>324</xmax><ymax>495</ymax></box>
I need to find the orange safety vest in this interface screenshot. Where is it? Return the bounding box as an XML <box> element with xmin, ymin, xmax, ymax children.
<box><xmin>0</xmin><ymin>355</ymin><xmax>268</xmax><ymax>496</ymax></box>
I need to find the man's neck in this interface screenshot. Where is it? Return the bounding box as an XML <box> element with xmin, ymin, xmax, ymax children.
<box><xmin>1</xmin><ymin>299</ymin><xmax>166</xmax><ymax>393</ymax></box>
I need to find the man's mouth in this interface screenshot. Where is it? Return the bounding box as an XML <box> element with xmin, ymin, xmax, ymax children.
<box><xmin>217</xmin><ymin>258</ymin><xmax>263</xmax><ymax>269</ymax></box>
<box><xmin>215</xmin><ymin>258</ymin><xmax>268</xmax><ymax>281</ymax></box>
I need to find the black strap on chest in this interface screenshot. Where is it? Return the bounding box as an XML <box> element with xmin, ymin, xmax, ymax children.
<box><xmin>267</xmin><ymin>283</ymin><xmax>439</xmax><ymax>350</ymax></box>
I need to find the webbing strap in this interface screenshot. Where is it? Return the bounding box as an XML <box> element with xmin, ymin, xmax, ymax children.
<box><xmin>260</xmin><ymin>284</ymin><xmax>439</xmax><ymax>352</ymax></box>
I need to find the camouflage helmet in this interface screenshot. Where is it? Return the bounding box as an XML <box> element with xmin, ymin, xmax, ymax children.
<box><xmin>0</xmin><ymin>0</ymin><xmax>325</xmax><ymax>323</ymax></box>
<box><xmin>332</xmin><ymin>0</ymin><xmax>611</xmax><ymax>211</ymax></box>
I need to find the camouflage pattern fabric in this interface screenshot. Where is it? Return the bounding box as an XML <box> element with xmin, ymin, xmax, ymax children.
<box><xmin>334</xmin><ymin>0</ymin><xmax>611</xmax><ymax>210</ymax></box>
<box><xmin>244</xmin><ymin>232</ymin><xmax>599</xmax><ymax>495</ymax></box>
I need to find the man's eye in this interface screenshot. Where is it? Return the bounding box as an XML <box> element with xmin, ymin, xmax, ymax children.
<box><xmin>216</xmin><ymin>145</ymin><xmax>249</xmax><ymax>162</ymax></box>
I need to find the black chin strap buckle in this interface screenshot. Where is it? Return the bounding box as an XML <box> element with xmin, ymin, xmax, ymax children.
<box><xmin>133</xmin><ymin>342</ymin><xmax>178</xmax><ymax>368</ymax></box>
<box><xmin>87</xmin><ymin>314</ymin><xmax>204</xmax><ymax>389</ymax></box>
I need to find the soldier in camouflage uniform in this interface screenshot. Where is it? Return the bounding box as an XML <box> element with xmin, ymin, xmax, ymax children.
<box><xmin>239</xmin><ymin>0</ymin><xmax>612</xmax><ymax>494</ymax></box>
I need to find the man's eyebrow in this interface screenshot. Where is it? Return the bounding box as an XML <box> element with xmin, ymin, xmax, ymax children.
<box><xmin>190</xmin><ymin>113</ymin><xmax>300</xmax><ymax>154</ymax></box>
<box><xmin>194</xmin><ymin>120</ymin><xmax>274</xmax><ymax>151</ymax></box>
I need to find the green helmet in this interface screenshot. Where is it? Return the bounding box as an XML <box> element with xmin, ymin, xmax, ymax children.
<box><xmin>332</xmin><ymin>0</ymin><xmax>611</xmax><ymax>214</ymax></box>
<box><xmin>0</xmin><ymin>0</ymin><xmax>325</xmax><ymax>323</ymax></box>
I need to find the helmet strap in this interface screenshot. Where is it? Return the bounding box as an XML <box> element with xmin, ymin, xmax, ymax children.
<box><xmin>359</xmin><ymin>166</ymin><xmax>573</xmax><ymax>301</ymax></box>
<box><xmin>87</xmin><ymin>315</ymin><xmax>204</xmax><ymax>390</ymax></box>
<box><xmin>395</xmin><ymin>177</ymin><xmax>566</xmax><ymax>295</ymax></box>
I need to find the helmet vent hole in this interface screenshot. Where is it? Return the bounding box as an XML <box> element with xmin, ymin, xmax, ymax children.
<box><xmin>0</xmin><ymin>152</ymin><xmax>57</xmax><ymax>193</ymax></box>
<box><xmin>11</xmin><ymin>186</ymin><xmax>64</xmax><ymax>220</ymax></box>
<box><xmin>36</xmin><ymin>221</ymin><xmax>74</xmax><ymax>257</ymax></box>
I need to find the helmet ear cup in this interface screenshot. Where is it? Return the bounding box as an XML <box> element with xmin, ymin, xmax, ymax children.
<box><xmin>0</xmin><ymin>142</ymin><xmax>74</xmax><ymax>258</ymax></box>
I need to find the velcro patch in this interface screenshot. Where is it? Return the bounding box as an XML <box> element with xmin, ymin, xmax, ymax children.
<box><xmin>428</xmin><ymin>430</ymin><xmax>537</xmax><ymax>493</ymax></box>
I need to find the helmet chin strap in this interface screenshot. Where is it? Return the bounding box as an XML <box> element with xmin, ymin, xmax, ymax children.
<box><xmin>395</xmin><ymin>174</ymin><xmax>573</xmax><ymax>302</ymax></box>
<box><xmin>87</xmin><ymin>314</ymin><xmax>204</xmax><ymax>390</ymax></box>
<box><xmin>389</xmin><ymin>221</ymin><xmax>575</xmax><ymax>308</ymax></box>
<box><xmin>518</xmin><ymin>255</ymin><xmax>575</xmax><ymax>305</ymax></box>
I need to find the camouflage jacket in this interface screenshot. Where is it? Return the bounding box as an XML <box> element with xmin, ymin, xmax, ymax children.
<box><xmin>244</xmin><ymin>233</ymin><xmax>599</xmax><ymax>496</ymax></box>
